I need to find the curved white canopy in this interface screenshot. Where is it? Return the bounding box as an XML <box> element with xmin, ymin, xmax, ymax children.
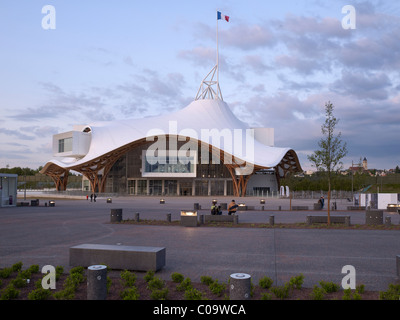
<box><xmin>42</xmin><ymin>99</ymin><xmax>301</xmax><ymax>176</ymax></box>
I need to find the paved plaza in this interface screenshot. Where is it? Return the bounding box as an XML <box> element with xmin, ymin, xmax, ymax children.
<box><xmin>0</xmin><ymin>195</ymin><xmax>399</xmax><ymax>291</ymax></box>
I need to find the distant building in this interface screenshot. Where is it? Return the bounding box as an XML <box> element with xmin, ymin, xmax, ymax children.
<box><xmin>0</xmin><ymin>174</ymin><xmax>17</xmax><ymax>207</ymax></box>
<box><xmin>349</xmin><ymin>157</ymin><xmax>368</xmax><ymax>173</ymax></box>
<box><xmin>362</xmin><ymin>157</ymin><xmax>368</xmax><ymax>170</ymax></box>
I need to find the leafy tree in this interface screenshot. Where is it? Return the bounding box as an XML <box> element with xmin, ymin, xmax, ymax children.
<box><xmin>307</xmin><ymin>102</ymin><xmax>348</xmax><ymax>225</ymax></box>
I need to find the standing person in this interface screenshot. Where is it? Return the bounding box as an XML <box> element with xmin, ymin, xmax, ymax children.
<box><xmin>320</xmin><ymin>196</ymin><xmax>325</xmax><ymax>209</ymax></box>
<box><xmin>94</xmin><ymin>194</ymin><xmax>97</xmax><ymax>202</ymax></box>
<box><xmin>90</xmin><ymin>194</ymin><xmax>93</xmax><ymax>202</ymax></box>
<box><xmin>228</xmin><ymin>200</ymin><xmax>238</xmax><ymax>215</ymax></box>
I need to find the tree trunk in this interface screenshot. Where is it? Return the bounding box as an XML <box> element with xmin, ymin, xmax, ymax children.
<box><xmin>327</xmin><ymin>183</ymin><xmax>331</xmax><ymax>226</ymax></box>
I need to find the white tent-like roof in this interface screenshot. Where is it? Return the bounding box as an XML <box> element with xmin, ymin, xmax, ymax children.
<box><xmin>41</xmin><ymin>99</ymin><xmax>302</xmax><ymax>193</ymax></box>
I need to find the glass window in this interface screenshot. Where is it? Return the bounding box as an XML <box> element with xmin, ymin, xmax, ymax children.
<box><xmin>58</xmin><ymin>137</ymin><xmax>72</xmax><ymax>153</ymax></box>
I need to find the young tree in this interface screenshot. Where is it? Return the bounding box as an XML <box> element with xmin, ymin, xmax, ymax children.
<box><xmin>308</xmin><ymin>101</ymin><xmax>348</xmax><ymax>225</ymax></box>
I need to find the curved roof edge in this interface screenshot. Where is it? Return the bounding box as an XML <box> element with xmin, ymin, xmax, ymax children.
<box><xmin>41</xmin><ymin>99</ymin><xmax>303</xmax><ymax>176</ymax></box>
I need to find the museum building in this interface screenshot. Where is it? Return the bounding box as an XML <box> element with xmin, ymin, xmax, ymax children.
<box><xmin>41</xmin><ymin>59</ymin><xmax>302</xmax><ymax>197</ymax></box>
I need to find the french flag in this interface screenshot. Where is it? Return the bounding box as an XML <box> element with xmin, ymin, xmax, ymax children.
<box><xmin>217</xmin><ymin>11</ymin><xmax>229</xmax><ymax>22</ymax></box>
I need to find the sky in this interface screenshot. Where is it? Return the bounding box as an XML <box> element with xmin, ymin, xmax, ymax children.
<box><xmin>0</xmin><ymin>0</ymin><xmax>399</xmax><ymax>171</ymax></box>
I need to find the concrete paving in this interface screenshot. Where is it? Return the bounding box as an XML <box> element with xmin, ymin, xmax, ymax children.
<box><xmin>1</xmin><ymin>195</ymin><xmax>399</xmax><ymax>291</ymax></box>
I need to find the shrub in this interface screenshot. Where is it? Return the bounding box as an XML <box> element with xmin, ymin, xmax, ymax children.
<box><xmin>0</xmin><ymin>268</ymin><xmax>13</xmax><ymax>279</ymax></box>
<box><xmin>184</xmin><ymin>288</ymin><xmax>204</xmax><ymax>300</ymax></box>
<box><xmin>342</xmin><ymin>288</ymin><xmax>361</xmax><ymax>300</ymax></box>
<box><xmin>289</xmin><ymin>274</ymin><xmax>304</xmax><ymax>290</ymax></box>
<box><xmin>176</xmin><ymin>278</ymin><xmax>192</xmax><ymax>292</ymax></box>
<box><xmin>147</xmin><ymin>277</ymin><xmax>165</xmax><ymax>291</ymax></box>
<box><xmin>120</xmin><ymin>270</ymin><xmax>137</xmax><ymax>287</ymax></box>
<box><xmin>200</xmin><ymin>276</ymin><xmax>214</xmax><ymax>286</ymax></box>
<box><xmin>259</xmin><ymin>276</ymin><xmax>273</xmax><ymax>289</ymax></box>
<box><xmin>209</xmin><ymin>280</ymin><xmax>226</xmax><ymax>297</ymax></box>
<box><xmin>53</xmin><ymin>286</ymin><xmax>75</xmax><ymax>300</ymax></box>
<box><xmin>310</xmin><ymin>285</ymin><xmax>326</xmax><ymax>300</ymax></box>
<box><xmin>120</xmin><ymin>287</ymin><xmax>140</xmax><ymax>300</ymax></box>
<box><xmin>379</xmin><ymin>283</ymin><xmax>400</xmax><ymax>300</ymax></box>
<box><xmin>261</xmin><ymin>292</ymin><xmax>272</xmax><ymax>300</ymax></box>
<box><xmin>270</xmin><ymin>283</ymin><xmax>291</xmax><ymax>299</ymax></box>
<box><xmin>10</xmin><ymin>275</ymin><xmax>28</xmax><ymax>288</ymax></box>
<box><xmin>27</xmin><ymin>265</ymin><xmax>40</xmax><ymax>274</ymax></box>
<box><xmin>319</xmin><ymin>281</ymin><xmax>339</xmax><ymax>293</ymax></box>
<box><xmin>0</xmin><ymin>284</ymin><xmax>20</xmax><ymax>300</ymax></box>
<box><xmin>150</xmin><ymin>287</ymin><xmax>169</xmax><ymax>300</ymax></box>
<box><xmin>11</xmin><ymin>262</ymin><xmax>23</xmax><ymax>272</ymax></box>
<box><xmin>55</xmin><ymin>266</ymin><xmax>64</xmax><ymax>281</ymax></box>
<box><xmin>144</xmin><ymin>270</ymin><xmax>155</xmax><ymax>283</ymax></box>
<box><xmin>69</xmin><ymin>266</ymin><xmax>84</xmax><ymax>275</ymax></box>
<box><xmin>356</xmin><ymin>284</ymin><xmax>365</xmax><ymax>294</ymax></box>
<box><xmin>28</xmin><ymin>287</ymin><xmax>52</xmax><ymax>300</ymax></box>
<box><xmin>64</xmin><ymin>272</ymin><xmax>84</xmax><ymax>290</ymax></box>
<box><xmin>171</xmin><ymin>272</ymin><xmax>185</xmax><ymax>283</ymax></box>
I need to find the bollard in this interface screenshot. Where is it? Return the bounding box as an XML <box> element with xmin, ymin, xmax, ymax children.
<box><xmin>87</xmin><ymin>265</ymin><xmax>107</xmax><ymax>300</ymax></box>
<box><xmin>135</xmin><ymin>212</ymin><xmax>140</xmax><ymax>222</ymax></box>
<box><xmin>166</xmin><ymin>213</ymin><xmax>171</xmax><ymax>222</ymax></box>
<box><xmin>396</xmin><ymin>255</ymin><xmax>400</xmax><ymax>279</ymax></box>
<box><xmin>278</xmin><ymin>206</ymin><xmax>281</xmax><ymax>211</ymax></box>
<box><xmin>385</xmin><ymin>216</ymin><xmax>391</xmax><ymax>227</ymax></box>
<box><xmin>110</xmin><ymin>209</ymin><xmax>122</xmax><ymax>222</ymax></box>
<box><xmin>269</xmin><ymin>215</ymin><xmax>275</xmax><ymax>226</ymax></box>
<box><xmin>230</xmin><ymin>273</ymin><xmax>251</xmax><ymax>300</ymax></box>
<box><xmin>345</xmin><ymin>216</ymin><xmax>351</xmax><ymax>227</ymax></box>
<box><xmin>199</xmin><ymin>214</ymin><xmax>204</xmax><ymax>225</ymax></box>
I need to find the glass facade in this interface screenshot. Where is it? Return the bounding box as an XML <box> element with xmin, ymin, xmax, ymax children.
<box><xmin>104</xmin><ymin>136</ymin><xmax>276</xmax><ymax>196</ymax></box>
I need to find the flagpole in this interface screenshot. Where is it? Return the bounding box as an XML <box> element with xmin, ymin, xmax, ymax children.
<box><xmin>216</xmin><ymin>10</ymin><xmax>219</xmax><ymax>90</ymax></box>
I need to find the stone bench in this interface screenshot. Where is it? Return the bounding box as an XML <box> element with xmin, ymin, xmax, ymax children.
<box><xmin>202</xmin><ymin>214</ymin><xmax>238</xmax><ymax>224</ymax></box>
<box><xmin>306</xmin><ymin>215</ymin><xmax>350</xmax><ymax>226</ymax></box>
<box><xmin>69</xmin><ymin>244</ymin><xmax>166</xmax><ymax>271</ymax></box>
<box><xmin>292</xmin><ymin>206</ymin><xmax>309</xmax><ymax>210</ymax></box>
<box><xmin>387</xmin><ymin>204</ymin><xmax>400</xmax><ymax>212</ymax></box>
<box><xmin>347</xmin><ymin>206</ymin><xmax>366</xmax><ymax>210</ymax></box>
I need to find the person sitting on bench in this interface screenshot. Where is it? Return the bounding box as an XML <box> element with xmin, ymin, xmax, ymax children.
<box><xmin>228</xmin><ymin>200</ymin><xmax>238</xmax><ymax>215</ymax></box>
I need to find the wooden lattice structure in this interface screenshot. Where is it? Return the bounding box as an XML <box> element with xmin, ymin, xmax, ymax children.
<box><xmin>41</xmin><ymin>136</ymin><xmax>302</xmax><ymax>197</ymax></box>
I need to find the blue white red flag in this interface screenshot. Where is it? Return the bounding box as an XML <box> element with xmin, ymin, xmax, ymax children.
<box><xmin>217</xmin><ymin>11</ymin><xmax>229</xmax><ymax>22</ymax></box>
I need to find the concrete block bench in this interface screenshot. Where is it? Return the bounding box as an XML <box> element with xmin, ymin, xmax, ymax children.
<box><xmin>347</xmin><ymin>206</ymin><xmax>366</xmax><ymax>210</ymax></box>
<box><xmin>292</xmin><ymin>206</ymin><xmax>309</xmax><ymax>210</ymax></box>
<box><xmin>306</xmin><ymin>215</ymin><xmax>350</xmax><ymax>226</ymax></box>
<box><xmin>202</xmin><ymin>215</ymin><xmax>238</xmax><ymax>224</ymax></box>
<box><xmin>69</xmin><ymin>244</ymin><xmax>166</xmax><ymax>271</ymax></box>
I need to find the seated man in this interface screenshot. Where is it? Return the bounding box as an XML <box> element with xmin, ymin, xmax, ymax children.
<box><xmin>211</xmin><ymin>203</ymin><xmax>218</xmax><ymax>215</ymax></box>
<box><xmin>228</xmin><ymin>200</ymin><xmax>238</xmax><ymax>215</ymax></box>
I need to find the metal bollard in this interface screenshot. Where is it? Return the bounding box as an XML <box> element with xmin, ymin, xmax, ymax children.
<box><xmin>87</xmin><ymin>265</ymin><xmax>107</xmax><ymax>300</ymax></box>
<box><xmin>135</xmin><ymin>212</ymin><xmax>140</xmax><ymax>222</ymax></box>
<box><xmin>166</xmin><ymin>213</ymin><xmax>171</xmax><ymax>222</ymax></box>
<box><xmin>345</xmin><ymin>216</ymin><xmax>351</xmax><ymax>227</ymax></box>
<box><xmin>396</xmin><ymin>255</ymin><xmax>400</xmax><ymax>279</ymax></box>
<box><xmin>230</xmin><ymin>273</ymin><xmax>251</xmax><ymax>300</ymax></box>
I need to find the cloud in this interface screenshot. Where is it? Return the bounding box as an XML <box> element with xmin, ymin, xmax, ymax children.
<box><xmin>0</xmin><ymin>128</ymin><xmax>35</xmax><ymax>140</ymax></box>
<box><xmin>330</xmin><ymin>70</ymin><xmax>392</xmax><ymax>100</ymax></box>
<box><xmin>221</xmin><ymin>23</ymin><xmax>276</xmax><ymax>50</ymax></box>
